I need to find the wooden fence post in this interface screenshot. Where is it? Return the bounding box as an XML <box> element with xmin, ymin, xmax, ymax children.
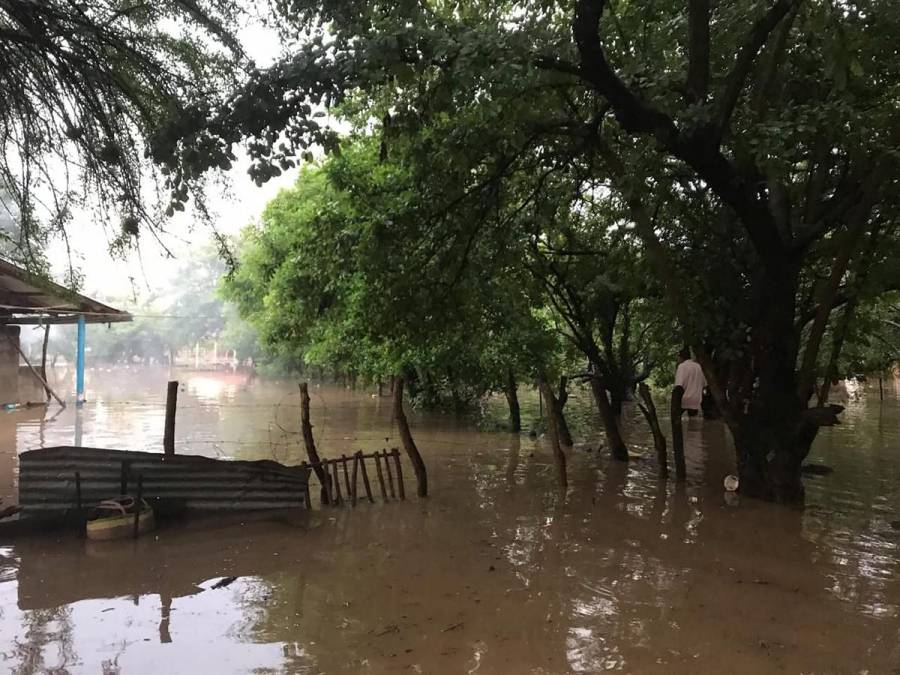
<box><xmin>331</xmin><ymin>460</ymin><xmax>344</xmax><ymax>505</ymax></box>
<box><xmin>671</xmin><ymin>386</ymin><xmax>686</xmax><ymax>481</ymax></box>
<box><xmin>350</xmin><ymin>454</ymin><xmax>360</xmax><ymax>507</ymax></box>
<box><xmin>164</xmin><ymin>381</ymin><xmax>178</xmax><ymax>455</ymax></box>
<box><xmin>75</xmin><ymin>471</ymin><xmax>82</xmax><ymax>511</ymax></box>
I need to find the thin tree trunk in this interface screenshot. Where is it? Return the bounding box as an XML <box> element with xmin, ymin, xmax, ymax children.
<box><xmin>637</xmin><ymin>383</ymin><xmax>668</xmax><ymax>478</ymax></box>
<box><xmin>299</xmin><ymin>382</ymin><xmax>328</xmax><ymax>503</ymax></box>
<box><xmin>538</xmin><ymin>378</ymin><xmax>567</xmax><ymax>489</ymax></box>
<box><xmin>393</xmin><ymin>376</ymin><xmax>428</xmax><ymax>497</ymax></box>
<box><xmin>504</xmin><ymin>369</ymin><xmax>521</xmax><ymax>432</ymax></box>
<box><xmin>555</xmin><ymin>376</ymin><xmax>573</xmax><ymax>446</ymax></box>
<box><xmin>40</xmin><ymin>323</ymin><xmax>50</xmax><ymax>402</ymax></box>
<box><xmin>670</xmin><ymin>386</ymin><xmax>686</xmax><ymax>481</ymax></box>
<box><xmin>557</xmin><ymin>376</ymin><xmax>569</xmax><ymax>407</ymax></box>
<box><xmin>589</xmin><ymin>376</ymin><xmax>629</xmax><ymax>461</ymax></box>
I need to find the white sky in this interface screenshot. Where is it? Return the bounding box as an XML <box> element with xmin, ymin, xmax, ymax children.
<box><xmin>46</xmin><ymin>21</ymin><xmax>302</xmax><ymax>304</ymax></box>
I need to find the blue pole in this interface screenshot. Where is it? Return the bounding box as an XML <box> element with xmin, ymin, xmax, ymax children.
<box><xmin>76</xmin><ymin>314</ymin><xmax>86</xmax><ymax>406</ymax></box>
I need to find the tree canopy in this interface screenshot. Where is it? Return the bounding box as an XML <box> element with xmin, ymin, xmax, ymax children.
<box><xmin>0</xmin><ymin>0</ymin><xmax>246</xmax><ymax>271</ymax></box>
<box><xmin>208</xmin><ymin>0</ymin><xmax>900</xmax><ymax>501</ymax></box>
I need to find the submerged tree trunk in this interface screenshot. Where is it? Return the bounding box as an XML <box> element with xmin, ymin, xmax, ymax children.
<box><xmin>393</xmin><ymin>376</ymin><xmax>428</xmax><ymax>497</ymax></box>
<box><xmin>589</xmin><ymin>376</ymin><xmax>629</xmax><ymax>461</ymax></box>
<box><xmin>637</xmin><ymin>383</ymin><xmax>668</xmax><ymax>478</ymax></box>
<box><xmin>299</xmin><ymin>382</ymin><xmax>328</xmax><ymax>503</ymax></box>
<box><xmin>555</xmin><ymin>377</ymin><xmax>573</xmax><ymax>446</ymax></box>
<box><xmin>606</xmin><ymin>372</ymin><xmax>629</xmax><ymax>417</ymax></box>
<box><xmin>538</xmin><ymin>379</ymin><xmax>568</xmax><ymax>489</ymax></box>
<box><xmin>504</xmin><ymin>369</ymin><xmax>521</xmax><ymax>432</ymax></box>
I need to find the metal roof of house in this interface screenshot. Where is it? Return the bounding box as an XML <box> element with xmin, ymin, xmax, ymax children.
<box><xmin>0</xmin><ymin>258</ymin><xmax>131</xmax><ymax>325</ymax></box>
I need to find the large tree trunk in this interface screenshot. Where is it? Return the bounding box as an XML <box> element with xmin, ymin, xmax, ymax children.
<box><xmin>730</xmin><ymin>268</ymin><xmax>833</xmax><ymax>502</ymax></box>
<box><xmin>606</xmin><ymin>372</ymin><xmax>628</xmax><ymax>417</ymax></box>
<box><xmin>589</xmin><ymin>376</ymin><xmax>629</xmax><ymax>461</ymax></box>
<box><xmin>538</xmin><ymin>378</ymin><xmax>567</xmax><ymax>489</ymax></box>
<box><xmin>504</xmin><ymin>369</ymin><xmax>521</xmax><ymax>432</ymax></box>
<box><xmin>393</xmin><ymin>376</ymin><xmax>428</xmax><ymax>497</ymax></box>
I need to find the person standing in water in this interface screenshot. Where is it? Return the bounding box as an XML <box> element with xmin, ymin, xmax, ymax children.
<box><xmin>675</xmin><ymin>347</ymin><xmax>706</xmax><ymax>417</ymax></box>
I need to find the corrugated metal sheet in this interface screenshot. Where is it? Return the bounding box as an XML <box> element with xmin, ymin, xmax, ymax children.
<box><xmin>18</xmin><ymin>446</ymin><xmax>311</xmax><ymax>513</ymax></box>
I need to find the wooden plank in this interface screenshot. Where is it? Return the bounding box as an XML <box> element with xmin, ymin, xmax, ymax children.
<box><xmin>392</xmin><ymin>448</ymin><xmax>406</xmax><ymax>500</ymax></box>
<box><xmin>383</xmin><ymin>450</ymin><xmax>396</xmax><ymax>499</ymax></box>
<box><xmin>350</xmin><ymin>454</ymin><xmax>359</xmax><ymax>507</ymax></box>
<box><xmin>358</xmin><ymin>452</ymin><xmax>375</xmax><ymax>504</ymax></box>
<box><xmin>341</xmin><ymin>454</ymin><xmax>352</xmax><ymax>498</ymax></box>
<box><xmin>331</xmin><ymin>460</ymin><xmax>343</xmax><ymax>505</ymax></box>
<box><xmin>374</xmin><ymin>453</ymin><xmax>388</xmax><ymax>501</ymax></box>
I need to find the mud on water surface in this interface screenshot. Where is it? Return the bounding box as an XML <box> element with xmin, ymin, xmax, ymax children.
<box><xmin>0</xmin><ymin>366</ymin><xmax>899</xmax><ymax>674</ymax></box>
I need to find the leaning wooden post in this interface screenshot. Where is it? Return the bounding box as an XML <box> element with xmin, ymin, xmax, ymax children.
<box><xmin>299</xmin><ymin>383</ymin><xmax>328</xmax><ymax>503</ymax></box>
<box><xmin>374</xmin><ymin>453</ymin><xmax>388</xmax><ymax>501</ymax></box>
<box><xmin>331</xmin><ymin>460</ymin><xmax>344</xmax><ymax>505</ymax></box>
<box><xmin>3</xmin><ymin>333</ymin><xmax>65</xmax><ymax>407</ymax></box>
<box><xmin>341</xmin><ymin>454</ymin><xmax>352</xmax><ymax>498</ymax></box>
<box><xmin>392</xmin><ymin>376</ymin><xmax>428</xmax><ymax>497</ymax></box>
<box><xmin>163</xmin><ymin>381</ymin><xmax>178</xmax><ymax>455</ymax></box>
<box><xmin>391</xmin><ymin>448</ymin><xmax>406</xmax><ymax>500</ymax></box>
<box><xmin>358</xmin><ymin>452</ymin><xmax>375</xmax><ymax>503</ymax></box>
<box><xmin>133</xmin><ymin>474</ymin><xmax>143</xmax><ymax>539</ymax></box>
<box><xmin>671</xmin><ymin>386</ymin><xmax>686</xmax><ymax>481</ymax></box>
<box><xmin>321</xmin><ymin>460</ymin><xmax>334</xmax><ymax>505</ymax></box>
<box><xmin>350</xmin><ymin>454</ymin><xmax>360</xmax><ymax>507</ymax></box>
<box><xmin>637</xmin><ymin>383</ymin><xmax>668</xmax><ymax>479</ymax></box>
<box><xmin>301</xmin><ymin>463</ymin><xmax>312</xmax><ymax>509</ymax></box>
<box><xmin>383</xmin><ymin>450</ymin><xmax>396</xmax><ymax>499</ymax></box>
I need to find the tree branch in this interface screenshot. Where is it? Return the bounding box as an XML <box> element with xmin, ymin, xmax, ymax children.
<box><xmin>572</xmin><ymin>0</ymin><xmax>787</xmax><ymax>267</ymax></box>
<box><xmin>716</xmin><ymin>0</ymin><xmax>798</xmax><ymax>133</ymax></box>
<box><xmin>686</xmin><ymin>0</ymin><xmax>711</xmax><ymax>103</ymax></box>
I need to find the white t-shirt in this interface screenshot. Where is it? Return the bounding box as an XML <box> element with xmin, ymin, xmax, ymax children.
<box><xmin>675</xmin><ymin>359</ymin><xmax>706</xmax><ymax>411</ymax></box>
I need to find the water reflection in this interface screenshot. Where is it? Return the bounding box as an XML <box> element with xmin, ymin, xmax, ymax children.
<box><xmin>0</xmin><ymin>367</ymin><xmax>898</xmax><ymax>672</ymax></box>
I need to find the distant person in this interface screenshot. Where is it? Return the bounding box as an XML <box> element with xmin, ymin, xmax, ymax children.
<box><xmin>675</xmin><ymin>347</ymin><xmax>706</xmax><ymax>417</ymax></box>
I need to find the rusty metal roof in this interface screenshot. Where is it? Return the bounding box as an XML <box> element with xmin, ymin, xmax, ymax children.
<box><xmin>17</xmin><ymin>446</ymin><xmax>311</xmax><ymax>513</ymax></box>
<box><xmin>0</xmin><ymin>258</ymin><xmax>131</xmax><ymax>325</ymax></box>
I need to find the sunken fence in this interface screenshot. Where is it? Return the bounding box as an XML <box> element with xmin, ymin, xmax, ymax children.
<box><xmin>307</xmin><ymin>449</ymin><xmax>406</xmax><ymax>507</ymax></box>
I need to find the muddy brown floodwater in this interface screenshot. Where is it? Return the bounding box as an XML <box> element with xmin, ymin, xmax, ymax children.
<box><xmin>1</xmin><ymin>366</ymin><xmax>899</xmax><ymax>674</ymax></box>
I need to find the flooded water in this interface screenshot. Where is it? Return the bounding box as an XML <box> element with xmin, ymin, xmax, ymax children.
<box><xmin>1</xmin><ymin>366</ymin><xmax>899</xmax><ymax>673</ymax></box>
